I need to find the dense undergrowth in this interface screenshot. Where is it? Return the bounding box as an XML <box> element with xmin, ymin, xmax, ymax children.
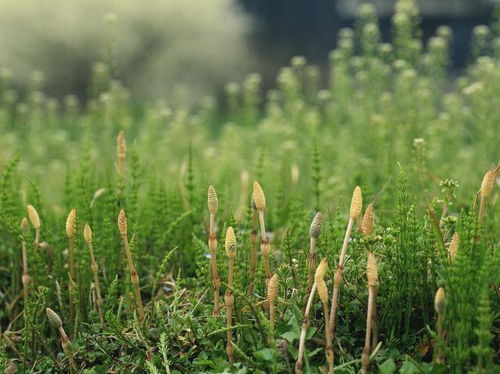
<box><xmin>0</xmin><ymin>1</ymin><xmax>499</xmax><ymax>373</ymax></box>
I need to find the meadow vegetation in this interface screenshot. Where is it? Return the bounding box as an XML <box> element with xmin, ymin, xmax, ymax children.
<box><xmin>0</xmin><ymin>0</ymin><xmax>498</xmax><ymax>373</ymax></box>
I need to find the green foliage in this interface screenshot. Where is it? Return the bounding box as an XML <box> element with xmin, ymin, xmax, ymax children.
<box><xmin>0</xmin><ymin>0</ymin><xmax>498</xmax><ymax>372</ymax></box>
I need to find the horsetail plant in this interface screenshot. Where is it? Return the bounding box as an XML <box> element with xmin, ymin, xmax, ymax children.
<box><xmin>248</xmin><ymin>204</ymin><xmax>259</xmax><ymax>295</ymax></box>
<box><xmin>207</xmin><ymin>185</ymin><xmax>221</xmax><ymax>315</ymax></box>
<box><xmin>225</xmin><ymin>226</ymin><xmax>237</xmax><ymax>364</ymax></box>
<box><xmin>361</xmin><ymin>252</ymin><xmax>378</xmax><ymax>374</ymax></box>
<box><xmin>478</xmin><ymin>167</ymin><xmax>496</xmax><ymax>226</ymax></box>
<box><xmin>434</xmin><ymin>287</ymin><xmax>446</xmax><ymax>364</ymax></box>
<box><xmin>26</xmin><ymin>204</ymin><xmax>41</xmax><ymax>248</ymax></box>
<box><xmin>117</xmin><ymin>130</ymin><xmax>126</xmax><ymax>176</ymax></box>
<box><xmin>448</xmin><ymin>232</ymin><xmax>459</xmax><ymax>262</ymax></box>
<box><xmin>20</xmin><ymin>217</ymin><xmax>30</xmax><ymax>303</ymax></box>
<box><xmin>83</xmin><ymin>224</ymin><xmax>104</xmax><ymax>326</ymax></box>
<box><xmin>46</xmin><ymin>307</ymin><xmax>76</xmax><ymax>371</ymax></box>
<box><xmin>253</xmin><ymin>181</ymin><xmax>272</xmax><ymax>281</ymax></box>
<box><xmin>267</xmin><ymin>273</ymin><xmax>278</xmax><ymax>331</ymax></box>
<box><xmin>361</xmin><ymin>204</ymin><xmax>378</xmax><ymax>347</ymax></box>
<box><xmin>315</xmin><ymin>258</ymin><xmax>333</xmax><ymax>374</ymax></box>
<box><xmin>118</xmin><ymin>209</ymin><xmax>144</xmax><ymax>320</ymax></box>
<box><xmin>296</xmin><ymin>279</ymin><xmax>317</xmax><ymax>374</ymax></box>
<box><xmin>329</xmin><ymin>186</ymin><xmax>362</xmax><ymax>332</ymax></box>
<box><xmin>66</xmin><ymin>208</ymin><xmax>77</xmax><ymax>322</ymax></box>
<box><xmin>307</xmin><ymin>212</ymin><xmax>322</xmax><ymax>291</ymax></box>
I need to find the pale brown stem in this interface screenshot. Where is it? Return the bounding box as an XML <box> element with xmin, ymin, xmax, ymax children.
<box><xmin>329</xmin><ymin>218</ymin><xmax>353</xmax><ymax>332</ymax></box>
<box><xmin>295</xmin><ymin>282</ymin><xmax>317</xmax><ymax>374</ymax></box>
<box><xmin>35</xmin><ymin>229</ymin><xmax>40</xmax><ymax>249</ymax></box>
<box><xmin>258</xmin><ymin>210</ymin><xmax>267</xmax><ymax>241</ymax></box>
<box><xmin>69</xmin><ymin>237</ymin><xmax>76</xmax><ymax>323</ymax></box>
<box><xmin>226</xmin><ymin>258</ymin><xmax>235</xmax><ymax>364</ymax></box>
<box><xmin>121</xmin><ymin>234</ymin><xmax>144</xmax><ymax>320</ymax></box>
<box><xmin>478</xmin><ymin>197</ymin><xmax>486</xmax><ymax>226</ymax></box>
<box><xmin>322</xmin><ymin>302</ymin><xmax>334</xmax><ymax>374</ymax></box>
<box><xmin>87</xmin><ymin>241</ymin><xmax>104</xmax><ymax>326</ymax></box>
<box><xmin>226</xmin><ymin>294</ymin><xmax>234</xmax><ymax>365</ymax></box>
<box><xmin>209</xmin><ymin>213</ymin><xmax>221</xmax><ymax>316</ymax></box>
<box><xmin>21</xmin><ymin>240</ymin><xmax>30</xmax><ymax>303</ymax></box>
<box><xmin>247</xmin><ymin>209</ymin><xmax>258</xmax><ymax>295</ymax></box>
<box><xmin>118</xmin><ymin>156</ymin><xmax>125</xmax><ymax>177</ymax></box>
<box><xmin>434</xmin><ymin>313</ymin><xmax>445</xmax><ymax>364</ymax></box>
<box><xmin>307</xmin><ymin>237</ymin><xmax>317</xmax><ymax>290</ymax></box>
<box><xmin>371</xmin><ymin>289</ymin><xmax>378</xmax><ymax>349</ymax></box>
<box><xmin>261</xmin><ymin>241</ymin><xmax>272</xmax><ymax>281</ymax></box>
<box><xmin>59</xmin><ymin>327</ymin><xmax>76</xmax><ymax>371</ymax></box>
<box><xmin>361</xmin><ymin>285</ymin><xmax>375</xmax><ymax>374</ymax></box>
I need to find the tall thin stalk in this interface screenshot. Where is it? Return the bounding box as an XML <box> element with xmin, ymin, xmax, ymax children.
<box><xmin>267</xmin><ymin>273</ymin><xmax>279</xmax><ymax>331</ymax></box>
<box><xmin>21</xmin><ymin>217</ymin><xmax>31</xmax><ymax>304</ymax></box>
<box><xmin>478</xmin><ymin>167</ymin><xmax>496</xmax><ymax>226</ymax></box>
<box><xmin>434</xmin><ymin>287</ymin><xmax>446</xmax><ymax>364</ymax></box>
<box><xmin>361</xmin><ymin>204</ymin><xmax>378</xmax><ymax>348</ymax></box>
<box><xmin>117</xmin><ymin>130</ymin><xmax>126</xmax><ymax>176</ymax></box>
<box><xmin>361</xmin><ymin>252</ymin><xmax>378</xmax><ymax>374</ymax></box>
<box><xmin>315</xmin><ymin>258</ymin><xmax>333</xmax><ymax>374</ymax></box>
<box><xmin>27</xmin><ymin>205</ymin><xmax>41</xmax><ymax>248</ymax></box>
<box><xmin>248</xmin><ymin>206</ymin><xmax>259</xmax><ymax>295</ymax></box>
<box><xmin>83</xmin><ymin>224</ymin><xmax>104</xmax><ymax>326</ymax></box>
<box><xmin>253</xmin><ymin>181</ymin><xmax>271</xmax><ymax>281</ymax></box>
<box><xmin>118</xmin><ymin>210</ymin><xmax>144</xmax><ymax>320</ymax></box>
<box><xmin>448</xmin><ymin>232</ymin><xmax>459</xmax><ymax>263</ymax></box>
<box><xmin>207</xmin><ymin>185</ymin><xmax>221</xmax><ymax>315</ymax></box>
<box><xmin>46</xmin><ymin>308</ymin><xmax>76</xmax><ymax>372</ymax></box>
<box><xmin>307</xmin><ymin>212</ymin><xmax>322</xmax><ymax>291</ymax></box>
<box><xmin>225</xmin><ymin>227</ymin><xmax>237</xmax><ymax>364</ymax></box>
<box><xmin>329</xmin><ymin>186</ymin><xmax>362</xmax><ymax>335</ymax></box>
<box><xmin>66</xmin><ymin>208</ymin><xmax>77</xmax><ymax>323</ymax></box>
<box><xmin>295</xmin><ymin>282</ymin><xmax>317</xmax><ymax>374</ymax></box>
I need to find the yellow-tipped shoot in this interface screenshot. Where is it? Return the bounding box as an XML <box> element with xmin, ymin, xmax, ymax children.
<box><xmin>448</xmin><ymin>232</ymin><xmax>459</xmax><ymax>262</ymax></box>
<box><xmin>225</xmin><ymin>226</ymin><xmax>237</xmax><ymax>258</ymax></box>
<box><xmin>315</xmin><ymin>258</ymin><xmax>329</xmax><ymax>304</ymax></box>
<box><xmin>118</xmin><ymin>209</ymin><xmax>128</xmax><ymax>237</ymax></box>
<box><xmin>434</xmin><ymin>287</ymin><xmax>446</xmax><ymax>315</ymax></box>
<box><xmin>27</xmin><ymin>205</ymin><xmax>41</xmax><ymax>230</ymax></box>
<box><xmin>268</xmin><ymin>274</ymin><xmax>279</xmax><ymax>330</ymax></box>
<box><xmin>253</xmin><ymin>181</ymin><xmax>266</xmax><ymax>211</ymax></box>
<box><xmin>478</xmin><ymin>167</ymin><xmax>497</xmax><ymax>225</ymax></box>
<box><xmin>350</xmin><ymin>186</ymin><xmax>362</xmax><ymax>220</ymax></box>
<box><xmin>84</xmin><ymin>223</ymin><xmax>92</xmax><ymax>243</ymax></box>
<box><xmin>361</xmin><ymin>204</ymin><xmax>374</xmax><ymax>236</ymax></box>
<box><xmin>315</xmin><ymin>258</ymin><xmax>333</xmax><ymax>373</ymax></box>
<box><xmin>309</xmin><ymin>212</ymin><xmax>322</xmax><ymax>239</ymax></box>
<box><xmin>480</xmin><ymin>168</ymin><xmax>495</xmax><ymax>199</ymax></box>
<box><xmin>66</xmin><ymin>208</ymin><xmax>77</xmax><ymax>239</ymax></box>
<box><xmin>117</xmin><ymin>209</ymin><xmax>144</xmax><ymax>320</ymax></box>
<box><xmin>207</xmin><ymin>185</ymin><xmax>218</xmax><ymax>215</ymax></box>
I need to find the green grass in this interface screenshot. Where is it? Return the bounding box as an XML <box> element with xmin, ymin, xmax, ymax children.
<box><xmin>0</xmin><ymin>0</ymin><xmax>499</xmax><ymax>372</ymax></box>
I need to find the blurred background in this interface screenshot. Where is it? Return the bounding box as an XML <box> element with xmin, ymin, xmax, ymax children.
<box><xmin>0</xmin><ymin>0</ymin><xmax>496</xmax><ymax>104</ymax></box>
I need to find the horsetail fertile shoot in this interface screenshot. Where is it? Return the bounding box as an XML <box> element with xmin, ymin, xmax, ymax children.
<box><xmin>118</xmin><ymin>209</ymin><xmax>144</xmax><ymax>320</ymax></box>
<box><xmin>83</xmin><ymin>224</ymin><xmax>104</xmax><ymax>326</ymax></box>
<box><xmin>207</xmin><ymin>185</ymin><xmax>221</xmax><ymax>315</ymax></box>
<box><xmin>329</xmin><ymin>186</ymin><xmax>362</xmax><ymax>332</ymax></box>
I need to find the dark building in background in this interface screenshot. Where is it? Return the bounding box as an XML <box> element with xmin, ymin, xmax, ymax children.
<box><xmin>240</xmin><ymin>0</ymin><xmax>497</xmax><ymax>85</ymax></box>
